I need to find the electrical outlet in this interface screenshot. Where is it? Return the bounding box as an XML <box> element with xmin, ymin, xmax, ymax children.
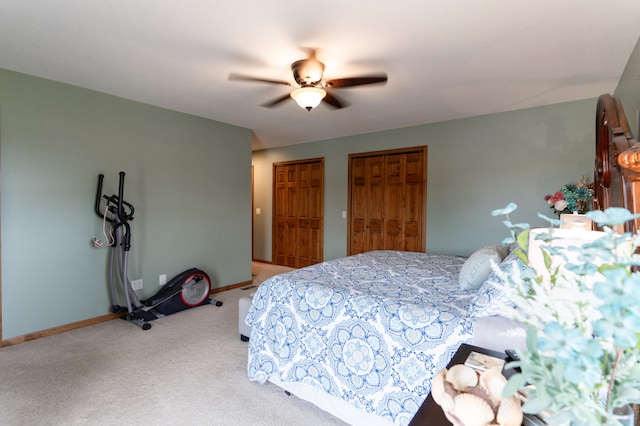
<box><xmin>131</xmin><ymin>279</ymin><xmax>143</xmax><ymax>291</ymax></box>
<box><xmin>159</xmin><ymin>274</ymin><xmax>167</xmax><ymax>286</ymax></box>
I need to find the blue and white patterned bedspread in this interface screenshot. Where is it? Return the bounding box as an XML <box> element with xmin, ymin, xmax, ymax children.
<box><xmin>246</xmin><ymin>250</ymin><xmax>476</xmax><ymax>425</ymax></box>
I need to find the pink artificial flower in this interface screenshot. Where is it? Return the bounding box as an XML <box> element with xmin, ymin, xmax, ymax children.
<box><xmin>549</xmin><ymin>191</ymin><xmax>565</xmax><ymax>205</ymax></box>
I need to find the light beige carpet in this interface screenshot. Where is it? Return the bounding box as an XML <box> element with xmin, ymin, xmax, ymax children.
<box><xmin>0</xmin><ymin>263</ymin><xmax>346</xmax><ymax>426</ymax></box>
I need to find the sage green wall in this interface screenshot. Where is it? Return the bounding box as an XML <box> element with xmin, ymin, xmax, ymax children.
<box><xmin>615</xmin><ymin>35</ymin><xmax>640</xmax><ymax>137</ymax></box>
<box><xmin>252</xmin><ymin>98</ymin><xmax>596</xmax><ymax>261</ymax></box>
<box><xmin>0</xmin><ymin>69</ymin><xmax>252</xmax><ymax>340</ymax></box>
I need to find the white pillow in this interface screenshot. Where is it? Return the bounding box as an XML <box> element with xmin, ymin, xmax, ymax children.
<box><xmin>458</xmin><ymin>245</ymin><xmax>508</xmax><ymax>290</ymax></box>
<box><xmin>468</xmin><ymin>252</ymin><xmax>532</xmax><ymax>318</ymax></box>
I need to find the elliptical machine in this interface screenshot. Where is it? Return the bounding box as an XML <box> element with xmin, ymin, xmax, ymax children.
<box><xmin>94</xmin><ymin>172</ymin><xmax>222</xmax><ymax>330</ymax></box>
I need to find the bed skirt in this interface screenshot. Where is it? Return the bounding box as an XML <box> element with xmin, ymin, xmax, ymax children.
<box><xmin>268</xmin><ymin>375</ymin><xmax>395</xmax><ymax>426</ymax></box>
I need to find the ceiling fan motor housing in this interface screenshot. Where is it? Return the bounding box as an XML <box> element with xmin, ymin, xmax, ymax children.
<box><xmin>229</xmin><ymin>51</ymin><xmax>387</xmax><ymax>110</ymax></box>
<box><xmin>292</xmin><ymin>59</ymin><xmax>325</xmax><ymax>86</ymax></box>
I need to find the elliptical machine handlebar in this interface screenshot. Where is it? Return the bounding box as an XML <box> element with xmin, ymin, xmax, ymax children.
<box><xmin>95</xmin><ymin>173</ymin><xmax>135</xmax><ymax>221</ymax></box>
<box><xmin>116</xmin><ymin>171</ymin><xmax>129</xmax><ymax>223</ymax></box>
<box><xmin>95</xmin><ymin>172</ymin><xmax>134</xmax><ymax>251</ymax></box>
<box><xmin>94</xmin><ymin>173</ymin><xmax>106</xmax><ymax>219</ymax></box>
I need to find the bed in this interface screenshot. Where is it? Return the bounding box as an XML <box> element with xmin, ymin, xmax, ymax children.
<box><xmin>245</xmin><ymin>93</ymin><xmax>640</xmax><ymax>426</ymax></box>
<box><xmin>245</xmin><ymin>246</ymin><xmax>529</xmax><ymax>425</ymax></box>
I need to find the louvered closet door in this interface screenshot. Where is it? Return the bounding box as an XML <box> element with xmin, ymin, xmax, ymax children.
<box><xmin>273</xmin><ymin>159</ymin><xmax>324</xmax><ymax>268</ymax></box>
<box><xmin>387</xmin><ymin>151</ymin><xmax>424</xmax><ymax>252</ymax></box>
<box><xmin>385</xmin><ymin>153</ymin><xmax>405</xmax><ymax>250</ymax></box>
<box><xmin>350</xmin><ymin>157</ymin><xmax>368</xmax><ymax>254</ymax></box>
<box><xmin>296</xmin><ymin>161</ymin><xmax>323</xmax><ymax>267</ymax></box>
<box><xmin>367</xmin><ymin>155</ymin><xmax>386</xmax><ymax>251</ymax></box>
<box><xmin>348</xmin><ymin>147</ymin><xmax>427</xmax><ymax>255</ymax></box>
<box><xmin>274</xmin><ymin>164</ymin><xmax>297</xmax><ymax>266</ymax></box>
<box><xmin>350</xmin><ymin>155</ymin><xmax>387</xmax><ymax>253</ymax></box>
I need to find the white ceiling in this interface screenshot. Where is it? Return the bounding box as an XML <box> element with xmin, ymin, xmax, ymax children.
<box><xmin>1</xmin><ymin>1</ymin><xmax>640</xmax><ymax>151</ymax></box>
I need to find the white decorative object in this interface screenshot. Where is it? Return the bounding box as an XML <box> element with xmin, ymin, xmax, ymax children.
<box><xmin>431</xmin><ymin>364</ymin><xmax>523</xmax><ymax>426</ymax></box>
<box><xmin>527</xmin><ymin>227</ymin><xmax>605</xmax><ymax>284</ymax></box>
<box><xmin>559</xmin><ymin>211</ymin><xmax>592</xmax><ymax>230</ymax></box>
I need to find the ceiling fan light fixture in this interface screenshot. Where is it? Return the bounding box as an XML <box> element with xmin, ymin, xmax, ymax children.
<box><xmin>290</xmin><ymin>87</ymin><xmax>327</xmax><ymax>111</ymax></box>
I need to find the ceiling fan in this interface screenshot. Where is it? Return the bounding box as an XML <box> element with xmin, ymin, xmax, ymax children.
<box><xmin>228</xmin><ymin>50</ymin><xmax>388</xmax><ymax>111</ymax></box>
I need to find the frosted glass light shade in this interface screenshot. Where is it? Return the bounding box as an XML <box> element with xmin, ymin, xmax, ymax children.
<box><xmin>290</xmin><ymin>87</ymin><xmax>327</xmax><ymax>111</ymax></box>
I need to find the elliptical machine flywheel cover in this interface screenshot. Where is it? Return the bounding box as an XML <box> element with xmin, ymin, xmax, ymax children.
<box><xmin>155</xmin><ymin>268</ymin><xmax>212</xmax><ymax>315</ymax></box>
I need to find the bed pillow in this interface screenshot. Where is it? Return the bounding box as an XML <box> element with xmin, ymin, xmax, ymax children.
<box><xmin>458</xmin><ymin>245</ymin><xmax>509</xmax><ymax>291</ymax></box>
<box><xmin>468</xmin><ymin>252</ymin><xmax>531</xmax><ymax>318</ymax></box>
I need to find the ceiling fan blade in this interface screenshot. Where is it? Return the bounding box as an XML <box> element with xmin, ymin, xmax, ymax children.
<box><xmin>323</xmin><ymin>74</ymin><xmax>388</xmax><ymax>88</ymax></box>
<box><xmin>322</xmin><ymin>91</ymin><xmax>348</xmax><ymax>109</ymax></box>
<box><xmin>228</xmin><ymin>73</ymin><xmax>291</xmax><ymax>86</ymax></box>
<box><xmin>262</xmin><ymin>93</ymin><xmax>292</xmax><ymax>108</ymax></box>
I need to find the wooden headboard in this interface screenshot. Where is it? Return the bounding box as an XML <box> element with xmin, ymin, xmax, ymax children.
<box><xmin>594</xmin><ymin>94</ymin><xmax>640</xmax><ymax>233</ymax></box>
<box><xmin>594</xmin><ymin>95</ymin><xmax>640</xmax><ymax>426</ymax></box>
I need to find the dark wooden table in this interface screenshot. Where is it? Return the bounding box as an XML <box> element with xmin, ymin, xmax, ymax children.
<box><xmin>408</xmin><ymin>343</ymin><xmax>515</xmax><ymax>426</ymax></box>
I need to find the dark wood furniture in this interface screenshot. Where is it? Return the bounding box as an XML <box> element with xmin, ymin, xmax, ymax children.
<box><xmin>595</xmin><ymin>95</ymin><xmax>640</xmax><ymax>426</ymax></box>
<box><xmin>594</xmin><ymin>94</ymin><xmax>640</xmax><ymax>234</ymax></box>
<box><xmin>409</xmin><ymin>343</ymin><xmax>515</xmax><ymax>426</ymax></box>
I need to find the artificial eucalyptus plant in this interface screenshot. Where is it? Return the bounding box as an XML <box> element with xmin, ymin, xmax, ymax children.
<box><xmin>492</xmin><ymin>203</ymin><xmax>640</xmax><ymax>425</ymax></box>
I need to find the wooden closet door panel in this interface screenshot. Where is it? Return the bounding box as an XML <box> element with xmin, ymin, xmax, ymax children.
<box><xmin>384</xmin><ymin>153</ymin><xmax>405</xmax><ymax>250</ymax></box>
<box><xmin>348</xmin><ymin>146</ymin><xmax>427</xmax><ymax>256</ymax></box>
<box><xmin>367</xmin><ymin>156</ymin><xmax>385</xmax><ymax>251</ymax></box>
<box><xmin>307</xmin><ymin>161</ymin><xmax>323</xmax><ymax>265</ymax></box>
<box><xmin>273</xmin><ymin>158</ymin><xmax>324</xmax><ymax>267</ymax></box>
<box><xmin>403</xmin><ymin>152</ymin><xmax>424</xmax><ymax>251</ymax></box>
<box><xmin>285</xmin><ymin>165</ymin><xmax>298</xmax><ymax>267</ymax></box>
<box><xmin>350</xmin><ymin>157</ymin><xmax>368</xmax><ymax>254</ymax></box>
<box><xmin>297</xmin><ymin>163</ymin><xmax>311</xmax><ymax>267</ymax></box>
<box><xmin>274</xmin><ymin>165</ymin><xmax>288</xmax><ymax>265</ymax></box>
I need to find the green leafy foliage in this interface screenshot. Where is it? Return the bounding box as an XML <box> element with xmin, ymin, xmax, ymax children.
<box><xmin>495</xmin><ymin>204</ymin><xmax>640</xmax><ymax>425</ymax></box>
